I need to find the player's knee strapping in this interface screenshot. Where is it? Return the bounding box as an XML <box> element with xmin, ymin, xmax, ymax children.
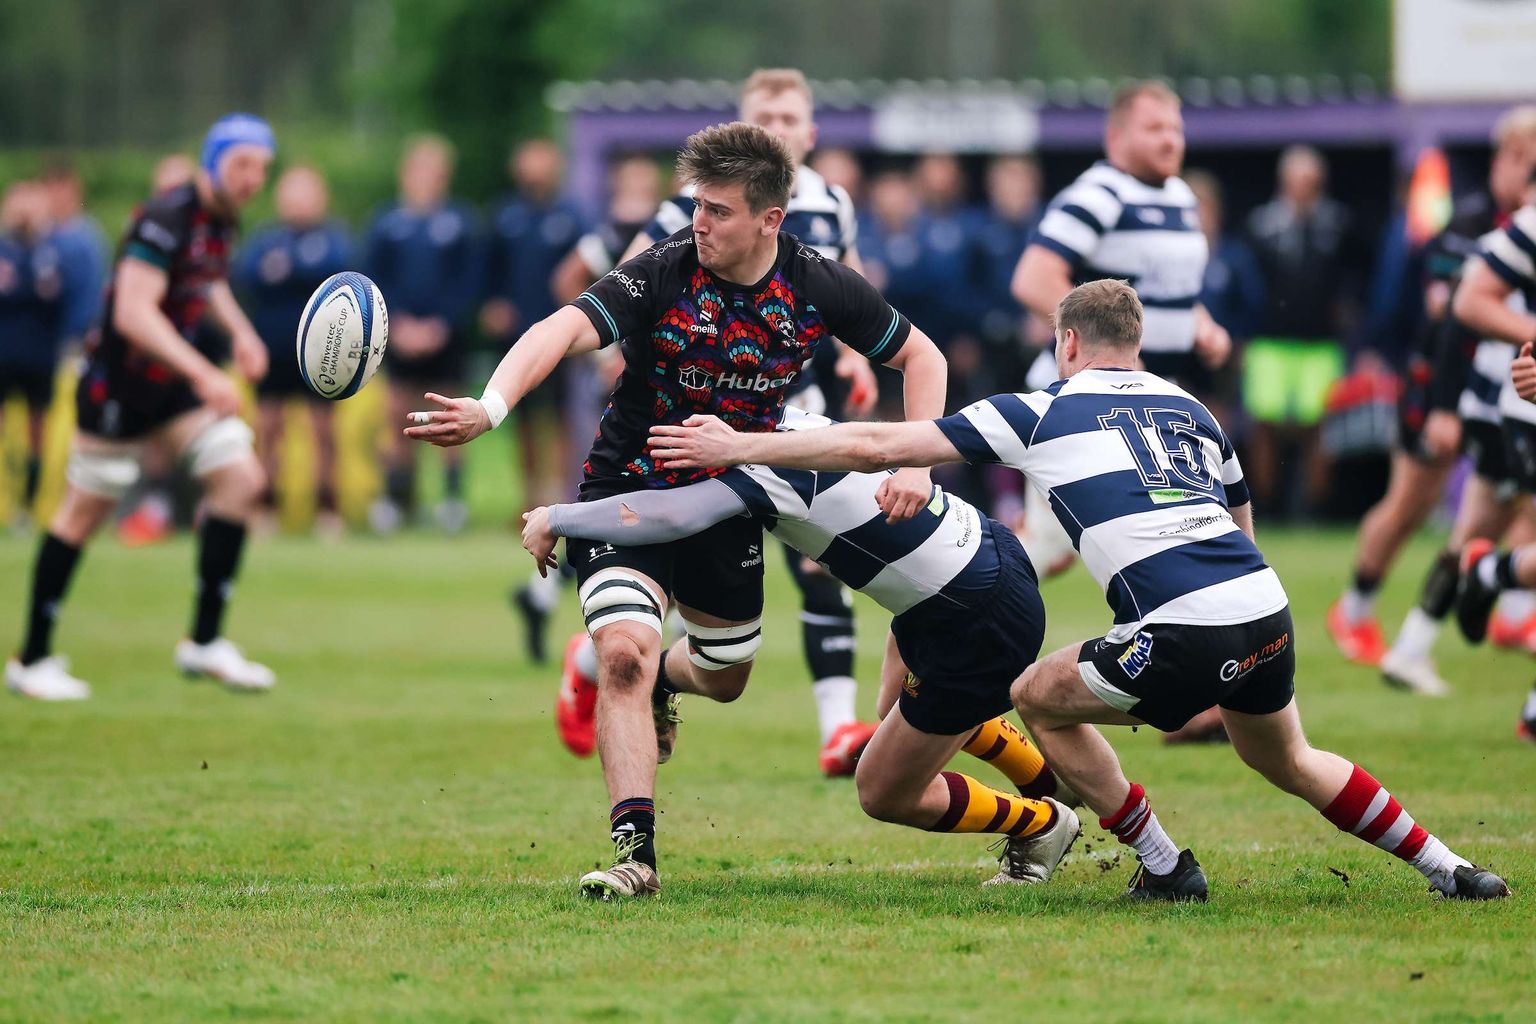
<box><xmin>185</xmin><ymin>416</ymin><xmax>255</xmax><ymax>478</ymax></box>
<box><xmin>681</xmin><ymin>615</ymin><xmax>762</xmax><ymax>670</ymax></box>
<box><xmin>579</xmin><ymin>569</ymin><xmax>665</xmax><ymax>636</ymax></box>
<box><xmin>66</xmin><ymin>447</ymin><xmax>142</xmax><ymax>500</ymax></box>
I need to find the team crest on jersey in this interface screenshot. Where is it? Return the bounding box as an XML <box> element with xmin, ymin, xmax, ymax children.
<box><xmin>1117</xmin><ymin>631</ymin><xmax>1155</xmax><ymax>679</ymax></box>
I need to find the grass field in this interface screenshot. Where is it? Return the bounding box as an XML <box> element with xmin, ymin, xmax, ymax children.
<box><xmin>0</xmin><ymin>525</ymin><xmax>1531</xmax><ymax>1023</ymax></box>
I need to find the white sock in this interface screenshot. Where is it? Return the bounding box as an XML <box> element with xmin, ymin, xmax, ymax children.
<box><xmin>1476</xmin><ymin>555</ymin><xmax>1501</xmax><ymax>591</ymax></box>
<box><xmin>1392</xmin><ymin>607</ymin><xmax>1441</xmax><ymax>660</ymax></box>
<box><xmin>525</xmin><ymin>570</ymin><xmax>561</xmax><ymax>612</ymax></box>
<box><xmin>1408</xmin><ymin>834</ymin><xmax>1470</xmax><ymax>894</ymax></box>
<box><xmin>1496</xmin><ymin>588</ymin><xmax>1536</xmax><ymax>621</ymax></box>
<box><xmin>574</xmin><ymin>635</ymin><xmax>599</xmax><ymax>679</ymax></box>
<box><xmin>811</xmin><ymin>676</ymin><xmax>857</xmax><ymax>744</ymax></box>
<box><xmin>1105</xmin><ymin>787</ymin><xmax>1180</xmax><ymax>875</ymax></box>
<box><xmin>1340</xmin><ymin>587</ymin><xmax>1375</xmax><ymax>624</ymax></box>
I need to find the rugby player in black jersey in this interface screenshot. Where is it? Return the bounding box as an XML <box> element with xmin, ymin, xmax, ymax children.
<box><xmin>8</xmin><ymin>115</ymin><xmax>277</xmax><ymax>701</ymax></box>
<box><xmin>406</xmin><ymin>122</ymin><xmax>947</xmax><ymax>897</ymax></box>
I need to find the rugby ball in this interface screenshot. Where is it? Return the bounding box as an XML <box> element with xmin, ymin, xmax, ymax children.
<box><xmin>296</xmin><ymin>271</ymin><xmax>388</xmax><ymax>400</ymax></box>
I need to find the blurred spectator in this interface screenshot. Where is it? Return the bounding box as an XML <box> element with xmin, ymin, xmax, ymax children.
<box><xmin>363</xmin><ymin>135</ymin><xmax>480</xmax><ymax>534</ymax></box>
<box><xmin>809</xmin><ymin>147</ymin><xmax>864</xmax><ymax>205</ymax></box>
<box><xmin>1244</xmin><ymin>145</ymin><xmax>1367</xmax><ymax>518</ymax></box>
<box><xmin>483</xmin><ymin>138</ymin><xmax>585</xmax><ymax>511</ymax></box>
<box><xmin>40</xmin><ymin>160</ymin><xmax>107</xmax><ymax>351</ymax></box>
<box><xmin>1187</xmin><ymin>168</ymin><xmax>1265</xmax><ymax>428</ymax></box>
<box><xmin>0</xmin><ymin>181</ymin><xmax>68</xmax><ymax>524</ymax></box>
<box><xmin>911</xmin><ymin>153</ymin><xmax>981</xmax><ymax>389</ymax></box>
<box><xmin>858</xmin><ymin>169</ymin><xmax>933</xmax><ymax>416</ymax></box>
<box><xmin>968</xmin><ymin>154</ymin><xmax>1042</xmax><ymax>394</ymax></box>
<box><xmin>232</xmin><ymin>165</ymin><xmax>351</xmax><ymax>534</ymax></box>
<box><xmin>553</xmin><ymin>154</ymin><xmax>663</xmax><ymax>302</ymax></box>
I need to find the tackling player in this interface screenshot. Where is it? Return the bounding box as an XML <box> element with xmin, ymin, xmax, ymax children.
<box><xmin>654</xmin><ymin>280</ymin><xmax>1510</xmax><ymax>902</ymax></box>
<box><xmin>617</xmin><ymin>70</ymin><xmax>885</xmax><ymax>776</ymax></box>
<box><xmin>521</xmin><ymin>406</ymin><xmax>1081</xmax><ymax>893</ymax></box>
<box><xmin>404</xmin><ymin>122</ymin><xmax>948</xmax><ymax>899</ymax></box>
<box><xmin>7</xmin><ymin>114</ymin><xmax>278</xmax><ymax>700</ymax></box>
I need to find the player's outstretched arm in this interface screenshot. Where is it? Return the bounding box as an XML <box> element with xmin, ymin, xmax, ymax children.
<box><xmin>206</xmin><ymin>279</ymin><xmax>268</xmax><ymax>384</ymax></box>
<box><xmin>522</xmin><ymin>479</ymin><xmax>750</xmax><ymax>575</ymax></box>
<box><xmin>405</xmin><ymin>305</ymin><xmax>600</xmax><ymax>448</ymax></box>
<box><xmin>650</xmin><ymin>415</ymin><xmax>961</xmax><ymax>474</ymax></box>
<box><xmin>1230</xmin><ymin>501</ymin><xmax>1256</xmax><ymax>543</ymax></box>
<box><xmin>1453</xmin><ymin>258</ymin><xmax>1536</xmax><ymax>346</ymax></box>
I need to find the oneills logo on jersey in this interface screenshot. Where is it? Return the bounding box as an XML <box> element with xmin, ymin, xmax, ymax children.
<box><xmin>1118</xmin><ymin>631</ymin><xmax>1155</xmax><ymax>679</ymax></box>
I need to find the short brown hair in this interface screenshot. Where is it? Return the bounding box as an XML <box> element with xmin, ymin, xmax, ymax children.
<box><xmin>741</xmin><ymin>68</ymin><xmax>814</xmax><ymax>109</ymax></box>
<box><xmin>676</xmin><ymin>121</ymin><xmax>794</xmax><ymax>212</ymax></box>
<box><xmin>1109</xmin><ymin>80</ymin><xmax>1180</xmax><ymax>127</ymax></box>
<box><xmin>1054</xmin><ymin>279</ymin><xmax>1144</xmax><ymax>351</ymax></box>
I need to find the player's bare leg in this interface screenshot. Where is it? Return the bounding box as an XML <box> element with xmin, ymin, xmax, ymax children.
<box><xmin>1012</xmin><ymin>644</ymin><xmax>1207</xmax><ymax>901</ymax></box>
<box><xmin>1331</xmin><ymin>452</ymin><xmax>1454</xmax><ymax>664</ymax></box>
<box><xmin>254</xmin><ymin>397</ymin><xmax>286</xmax><ymax>531</ymax></box>
<box><xmin>855</xmin><ymin>700</ymin><xmax>1078</xmax><ymax>886</ymax></box>
<box><xmin>306</xmin><ymin>402</ymin><xmax>342</xmax><ymax>537</ymax></box>
<box><xmin>1383</xmin><ymin>473</ymin><xmax>1519</xmax><ymax>695</ymax></box>
<box><xmin>162</xmin><ymin>409</ymin><xmax>274</xmax><ymax>692</ymax></box>
<box><xmin>1221</xmin><ymin>700</ymin><xmax>1509</xmax><ymax>898</ymax></box>
<box><xmin>372</xmin><ymin>381</ymin><xmax>418</xmax><ymax>533</ymax></box>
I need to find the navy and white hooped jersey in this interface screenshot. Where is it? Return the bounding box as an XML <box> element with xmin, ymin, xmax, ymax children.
<box><xmin>1459</xmin><ymin>226</ymin><xmax>1522</xmax><ymax>426</ymax></box>
<box><xmin>1481</xmin><ymin>204</ymin><xmax>1536</xmax><ymax>427</ymax></box>
<box><xmin>1030</xmin><ymin>161</ymin><xmax>1208</xmax><ymax>355</ymax></box>
<box><xmin>935</xmin><ymin>369</ymin><xmax>1287</xmax><ymax>640</ymax></box>
<box><xmin>718</xmin><ymin>408</ymin><xmax>1001</xmax><ymax>616</ymax></box>
<box><xmin>645</xmin><ymin>165</ymin><xmax>858</xmax><ymax>261</ymax></box>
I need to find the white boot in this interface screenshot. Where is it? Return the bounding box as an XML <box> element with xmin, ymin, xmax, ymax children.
<box><xmin>5</xmin><ymin>655</ymin><xmax>91</xmax><ymax>701</ymax></box>
<box><xmin>176</xmin><ymin>639</ymin><xmax>275</xmax><ymax>692</ymax></box>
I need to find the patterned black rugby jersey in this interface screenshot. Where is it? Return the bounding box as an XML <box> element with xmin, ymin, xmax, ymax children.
<box><xmin>571</xmin><ymin>228</ymin><xmax>911</xmax><ymax>497</ymax></box>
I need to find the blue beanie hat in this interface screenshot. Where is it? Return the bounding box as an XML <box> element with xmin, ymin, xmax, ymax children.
<box><xmin>201</xmin><ymin>113</ymin><xmax>276</xmax><ymax>180</ymax></box>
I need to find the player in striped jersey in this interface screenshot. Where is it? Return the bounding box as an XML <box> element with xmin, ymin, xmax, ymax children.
<box><xmin>621</xmin><ymin>68</ymin><xmax>883</xmax><ymax>777</ymax></box>
<box><xmin>1451</xmin><ymin>197</ymin><xmax>1536</xmax><ymax>737</ymax></box>
<box><xmin>654</xmin><ymin>280</ymin><xmax>1510</xmax><ymax>901</ymax></box>
<box><xmin>522</xmin><ymin>406</ymin><xmax>1081</xmax><ymax>889</ymax></box>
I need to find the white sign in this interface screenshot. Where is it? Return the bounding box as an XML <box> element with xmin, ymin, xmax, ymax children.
<box><xmin>1395</xmin><ymin>0</ymin><xmax>1536</xmax><ymax>100</ymax></box>
<box><xmin>872</xmin><ymin>91</ymin><xmax>1039</xmax><ymax>153</ymax></box>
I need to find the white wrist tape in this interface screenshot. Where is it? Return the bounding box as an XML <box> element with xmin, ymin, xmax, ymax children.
<box><xmin>479</xmin><ymin>389</ymin><xmax>509</xmax><ymax>430</ymax></box>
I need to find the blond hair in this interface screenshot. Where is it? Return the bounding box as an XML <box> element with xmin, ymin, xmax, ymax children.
<box><xmin>1054</xmin><ymin>279</ymin><xmax>1144</xmax><ymax>351</ymax></box>
<box><xmin>1109</xmin><ymin>80</ymin><xmax>1180</xmax><ymax>127</ymax></box>
<box><xmin>1494</xmin><ymin>104</ymin><xmax>1536</xmax><ymax>152</ymax></box>
<box><xmin>676</xmin><ymin>122</ymin><xmax>794</xmax><ymax>212</ymax></box>
<box><xmin>741</xmin><ymin>68</ymin><xmax>814</xmax><ymax>109</ymax></box>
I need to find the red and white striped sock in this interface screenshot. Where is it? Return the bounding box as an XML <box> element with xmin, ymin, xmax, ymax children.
<box><xmin>1100</xmin><ymin>782</ymin><xmax>1179</xmax><ymax>875</ymax></box>
<box><xmin>1321</xmin><ymin>764</ymin><xmax>1468</xmax><ymax>892</ymax></box>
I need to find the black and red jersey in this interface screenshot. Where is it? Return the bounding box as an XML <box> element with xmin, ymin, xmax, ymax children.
<box><xmin>571</xmin><ymin>229</ymin><xmax>911</xmax><ymax>496</ymax></box>
<box><xmin>85</xmin><ymin>183</ymin><xmax>235</xmax><ymax>393</ymax></box>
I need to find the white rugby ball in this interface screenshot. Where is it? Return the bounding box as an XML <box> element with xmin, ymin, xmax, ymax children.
<box><xmin>296</xmin><ymin>271</ymin><xmax>388</xmax><ymax>400</ymax></box>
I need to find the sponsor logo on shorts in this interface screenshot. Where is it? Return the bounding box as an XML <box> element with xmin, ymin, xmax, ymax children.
<box><xmin>1220</xmin><ymin>632</ymin><xmax>1290</xmax><ymax>683</ymax></box>
<box><xmin>1118</xmin><ymin>631</ymin><xmax>1155</xmax><ymax>679</ymax></box>
<box><xmin>902</xmin><ymin>672</ymin><xmax>920</xmax><ymax>699</ymax></box>
<box><xmin>588</xmin><ymin>542</ymin><xmax>616</xmax><ymax>562</ymax></box>
<box><xmin>741</xmin><ymin>542</ymin><xmax>762</xmax><ymax>568</ymax></box>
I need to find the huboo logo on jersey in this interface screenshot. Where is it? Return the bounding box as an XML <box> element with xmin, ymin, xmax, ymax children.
<box><xmin>1118</xmin><ymin>631</ymin><xmax>1155</xmax><ymax>679</ymax></box>
<box><xmin>678</xmin><ymin>365</ymin><xmax>797</xmax><ymax>392</ymax></box>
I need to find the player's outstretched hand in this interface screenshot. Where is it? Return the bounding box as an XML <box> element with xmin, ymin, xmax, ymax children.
<box><xmin>193</xmin><ymin>368</ymin><xmax>243</xmax><ymax>418</ymax></box>
<box><xmin>231</xmin><ymin>329</ymin><xmax>269</xmax><ymax>383</ymax></box>
<box><xmin>1514</xmin><ymin>341</ymin><xmax>1536</xmax><ymax>402</ymax></box>
<box><xmin>404</xmin><ymin>392</ymin><xmax>491</xmax><ymax>448</ymax></box>
<box><xmin>875</xmin><ymin>465</ymin><xmax>932</xmax><ymax>523</ymax></box>
<box><xmin>521</xmin><ymin>507</ymin><xmax>560</xmax><ymax>578</ymax></box>
<box><xmin>649</xmin><ymin>415</ymin><xmax>739</xmax><ymax>469</ymax></box>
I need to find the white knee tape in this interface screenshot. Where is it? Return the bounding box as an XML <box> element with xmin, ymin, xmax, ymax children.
<box><xmin>185</xmin><ymin>416</ymin><xmax>255</xmax><ymax>477</ymax></box>
<box><xmin>66</xmin><ymin>447</ymin><xmax>142</xmax><ymax>500</ymax></box>
<box><xmin>682</xmin><ymin>616</ymin><xmax>762</xmax><ymax>670</ymax></box>
<box><xmin>579</xmin><ymin>569</ymin><xmax>665</xmax><ymax>636</ymax></box>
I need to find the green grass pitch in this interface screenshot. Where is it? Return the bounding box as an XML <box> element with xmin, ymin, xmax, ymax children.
<box><xmin>0</xmin><ymin>526</ymin><xmax>1530</xmax><ymax>1022</ymax></box>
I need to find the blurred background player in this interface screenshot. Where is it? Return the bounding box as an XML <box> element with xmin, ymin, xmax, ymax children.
<box><xmin>482</xmin><ymin>138</ymin><xmax>585</xmax><ymax>514</ymax></box>
<box><xmin>602</xmin><ymin>69</ymin><xmax>884</xmax><ymax>775</ymax></box>
<box><xmin>515</xmin><ymin>152</ymin><xmax>663</xmax><ymax>669</ymax></box>
<box><xmin>40</xmin><ymin>160</ymin><xmax>108</xmax><ymax>355</ymax></box>
<box><xmin>232</xmin><ymin>165</ymin><xmax>352</xmax><ymax>534</ymax></box>
<box><xmin>6</xmin><ymin>114</ymin><xmax>278</xmax><ymax>700</ymax></box>
<box><xmin>1243</xmin><ymin>146</ymin><xmax>1366</xmax><ymax>520</ymax></box>
<box><xmin>0</xmin><ymin>181</ymin><xmax>69</xmax><ymax>528</ymax></box>
<box><xmin>364</xmin><ymin>135</ymin><xmax>480</xmax><ymax>534</ymax></box>
<box><xmin>1188</xmin><ymin>168</ymin><xmax>1266</xmax><ymax>428</ymax></box>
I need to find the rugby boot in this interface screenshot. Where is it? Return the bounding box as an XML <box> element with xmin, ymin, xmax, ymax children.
<box><xmin>820</xmin><ymin>720</ymin><xmax>878</xmax><ymax>777</ymax></box>
<box><xmin>1125</xmin><ymin>848</ymin><xmax>1209</xmax><ymax>903</ymax></box>
<box><xmin>984</xmin><ymin>799</ymin><xmax>1081</xmax><ymax>885</ymax></box>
